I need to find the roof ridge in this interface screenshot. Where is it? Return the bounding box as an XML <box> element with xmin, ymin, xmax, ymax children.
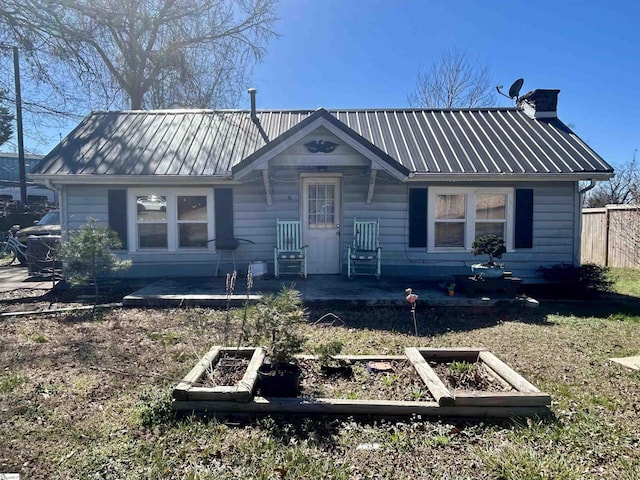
<box><xmin>89</xmin><ymin>107</ymin><xmax>521</xmax><ymax>115</ymax></box>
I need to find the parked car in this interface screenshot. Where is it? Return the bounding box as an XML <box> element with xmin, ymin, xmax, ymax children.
<box><xmin>16</xmin><ymin>209</ymin><xmax>61</xmax><ymax>245</ymax></box>
<box><xmin>136</xmin><ymin>195</ymin><xmax>166</xmax><ymax>212</ymax></box>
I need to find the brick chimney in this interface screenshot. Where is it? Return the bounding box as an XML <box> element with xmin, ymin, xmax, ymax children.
<box><xmin>517</xmin><ymin>89</ymin><xmax>560</xmax><ymax>119</ymax></box>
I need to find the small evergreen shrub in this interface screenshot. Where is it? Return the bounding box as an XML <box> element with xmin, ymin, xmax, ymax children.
<box><xmin>57</xmin><ymin>218</ymin><xmax>131</xmax><ymax>305</ymax></box>
<box><xmin>537</xmin><ymin>263</ymin><xmax>614</xmax><ymax>298</ymax></box>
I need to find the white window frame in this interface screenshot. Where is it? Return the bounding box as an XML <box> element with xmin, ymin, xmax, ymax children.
<box><xmin>127</xmin><ymin>188</ymin><xmax>215</xmax><ymax>252</ymax></box>
<box><xmin>427</xmin><ymin>187</ymin><xmax>514</xmax><ymax>252</ymax></box>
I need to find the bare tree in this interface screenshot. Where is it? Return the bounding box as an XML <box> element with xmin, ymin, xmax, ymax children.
<box><xmin>586</xmin><ymin>151</ymin><xmax>639</xmax><ymax>207</ymax></box>
<box><xmin>0</xmin><ymin>89</ymin><xmax>13</xmax><ymax>146</ymax></box>
<box><xmin>409</xmin><ymin>48</ymin><xmax>496</xmax><ymax>109</ymax></box>
<box><xmin>0</xmin><ymin>0</ymin><xmax>278</xmax><ymax>113</ymax></box>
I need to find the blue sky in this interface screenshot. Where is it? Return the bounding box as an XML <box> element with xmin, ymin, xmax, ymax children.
<box><xmin>14</xmin><ymin>0</ymin><xmax>640</xmax><ymax>170</ymax></box>
<box><xmin>246</xmin><ymin>0</ymin><xmax>639</xmax><ymax>169</ymax></box>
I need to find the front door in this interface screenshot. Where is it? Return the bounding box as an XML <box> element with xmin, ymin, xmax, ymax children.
<box><xmin>302</xmin><ymin>176</ymin><xmax>341</xmax><ymax>274</ymax></box>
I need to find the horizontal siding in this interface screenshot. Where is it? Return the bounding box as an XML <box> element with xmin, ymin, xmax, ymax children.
<box><xmin>65</xmin><ymin>185</ymin><xmax>110</xmax><ymax>229</ymax></box>
<box><xmin>63</xmin><ymin>178</ymin><xmax>578</xmax><ymax>282</ymax></box>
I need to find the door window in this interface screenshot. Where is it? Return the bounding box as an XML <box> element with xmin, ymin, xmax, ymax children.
<box><xmin>307</xmin><ymin>183</ymin><xmax>335</xmax><ymax>228</ymax></box>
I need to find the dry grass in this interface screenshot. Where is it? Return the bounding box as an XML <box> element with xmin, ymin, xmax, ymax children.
<box><xmin>1</xmin><ymin>283</ymin><xmax>639</xmax><ymax>479</ymax></box>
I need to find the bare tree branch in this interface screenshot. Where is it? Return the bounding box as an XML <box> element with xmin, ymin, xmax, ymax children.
<box><xmin>409</xmin><ymin>48</ymin><xmax>496</xmax><ymax>109</ymax></box>
<box><xmin>586</xmin><ymin>151</ymin><xmax>640</xmax><ymax>207</ymax></box>
<box><xmin>0</xmin><ymin>0</ymin><xmax>278</xmax><ymax>112</ymax></box>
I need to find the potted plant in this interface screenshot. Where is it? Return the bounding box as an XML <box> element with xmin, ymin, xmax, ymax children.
<box><xmin>249</xmin><ymin>286</ymin><xmax>307</xmax><ymax>397</ymax></box>
<box><xmin>471</xmin><ymin>235</ymin><xmax>506</xmax><ymax>278</ymax></box>
<box><xmin>447</xmin><ymin>282</ymin><xmax>456</xmax><ymax>296</ymax></box>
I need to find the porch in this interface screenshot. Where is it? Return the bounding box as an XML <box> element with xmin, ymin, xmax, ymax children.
<box><xmin>121</xmin><ymin>274</ymin><xmax>538</xmax><ymax>308</ymax></box>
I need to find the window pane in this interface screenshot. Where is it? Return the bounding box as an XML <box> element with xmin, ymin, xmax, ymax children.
<box><xmin>179</xmin><ymin>224</ymin><xmax>208</xmax><ymax>248</ymax></box>
<box><xmin>475</xmin><ymin>223</ymin><xmax>504</xmax><ymax>239</ymax></box>
<box><xmin>435</xmin><ymin>223</ymin><xmax>464</xmax><ymax>247</ymax></box>
<box><xmin>308</xmin><ymin>184</ymin><xmax>335</xmax><ymax>227</ymax></box>
<box><xmin>136</xmin><ymin>195</ymin><xmax>166</xmax><ymax>222</ymax></box>
<box><xmin>139</xmin><ymin>224</ymin><xmax>167</xmax><ymax>248</ymax></box>
<box><xmin>476</xmin><ymin>194</ymin><xmax>506</xmax><ymax>220</ymax></box>
<box><xmin>178</xmin><ymin>196</ymin><xmax>207</xmax><ymax>221</ymax></box>
<box><xmin>436</xmin><ymin>195</ymin><xmax>465</xmax><ymax>219</ymax></box>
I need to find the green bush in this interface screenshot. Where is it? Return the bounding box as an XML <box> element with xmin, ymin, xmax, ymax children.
<box><xmin>538</xmin><ymin>263</ymin><xmax>614</xmax><ymax>297</ymax></box>
<box><xmin>57</xmin><ymin>218</ymin><xmax>131</xmax><ymax>305</ymax></box>
<box><xmin>248</xmin><ymin>286</ymin><xmax>307</xmax><ymax>367</ymax></box>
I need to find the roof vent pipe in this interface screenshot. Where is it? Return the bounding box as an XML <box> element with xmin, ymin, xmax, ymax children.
<box><xmin>248</xmin><ymin>87</ymin><xmax>269</xmax><ymax>142</ymax></box>
<box><xmin>248</xmin><ymin>88</ymin><xmax>258</xmax><ymax>120</ymax></box>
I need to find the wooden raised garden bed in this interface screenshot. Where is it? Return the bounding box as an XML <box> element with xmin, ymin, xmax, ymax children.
<box><xmin>406</xmin><ymin>347</ymin><xmax>551</xmax><ymax>408</ymax></box>
<box><xmin>172</xmin><ymin>346</ymin><xmax>265</xmax><ymax>403</ymax></box>
<box><xmin>172</xmin><ymin>348</ymin><xmax>550</xmax><ymax>417</ymax></box>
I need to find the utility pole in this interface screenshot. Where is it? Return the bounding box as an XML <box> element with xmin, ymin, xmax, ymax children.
<box><xmin>13</xmin><ymin>46</ymin><xmax>26</xmax><ymax>209</ymax></box>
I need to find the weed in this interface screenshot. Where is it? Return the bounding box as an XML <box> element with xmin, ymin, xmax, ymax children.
<box><xmin>432</xmin><ymin>434</ymin><xmax>452</xmax><ymax>447</ymax></box>
<box><xmin>411</xmin><ymin>387</ymin><xmax>428</xmax><ymax>400</ymax></box>
<box><xmin>381</xmin><ymin>373</ymin><xmax>399</xmax><ymax>387</ymax></box>
<box><xmin>449</xmin><ymin>360</ymin><xmax>476</xmax><ymax>375</ymax></box>
<box><xmin>135</xmin><ymin>388</ymin><xmax>174</xmax><ymax>429</ymax></box>
<box><xmin>31</xmin><ymin>334</ymin><xmax>49</xmax><ymax>343</ymax></box>
<box><xmin>0</xmin><ymin>372</ymin><xmax>24</xmax><ymax>393</ymax></box>
<box><xmin>148</xmin><ymin>330</ymin><xmax>182</xmax><ymax>347</ymax></box>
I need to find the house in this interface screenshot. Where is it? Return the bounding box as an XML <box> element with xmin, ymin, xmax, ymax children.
<box><xmin>0</xmin><ymin>151</ymin><xmax>57</xmax><ymax>206</ymax></box>
<box><xmin>30</xmin><ymin>89</ymin><xmax>613</xmax><ymax>282</ymax></box>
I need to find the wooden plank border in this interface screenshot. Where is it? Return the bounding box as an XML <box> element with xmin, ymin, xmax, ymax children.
<box><xmin>172</xmin><ymin>396</ymin><xmax>548</xmax><ymax>418</ymax></box>
<box><xmin>173</xmin><ymin>348</ymin><xmax>551</xmax><ymax>416</ymax></box>
<box><xmin>404</xmin><ymin>348</ymin><xmax>454</xmax><ymax>406</ymax></box>
<box><xmin>478</xmin><ymin>351</ymin><xmax>542</xmax><ymax>394</ymax></box>
<box><xmin>415</xmin><ymin>348</ymin><xmax>550</xmax><ymax>407</ymax></box>
<box><xmin>173</xmin><ymin>346</ymin><xmax>264</xmax><ymax>403</ymax></box>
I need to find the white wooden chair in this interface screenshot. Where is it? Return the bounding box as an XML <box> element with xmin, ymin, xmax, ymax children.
<box><xmin>274</xmin><ymin>219</ymin><xmax>307</xmax><ymax>278</ymax></box>
<box><xmin>348</xmin><ymin>218</ymin><xmax>381</xmax><ymax>279</ymax></box>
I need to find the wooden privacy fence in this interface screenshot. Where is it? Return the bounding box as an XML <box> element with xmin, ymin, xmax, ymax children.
<box><xmin>581</xmin><ymin>205</ymin><xmax>640</xmax><ymax>269</ymax></box>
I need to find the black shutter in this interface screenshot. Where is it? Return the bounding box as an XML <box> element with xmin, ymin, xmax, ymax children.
<box><xmin>214</xmin><ymin>188</ymin><xmax>234</xmax><ymax>241</ymax></box>
<box><xmin>108</xmin><ymin>189</ymin><xmax>127</xmax><ymax>249</ymax></box>
<box><xmin>409</xmin><ymin>188</ymin><xmax>428</xmax><ymax>248</ymax></box>
<box><xmin>515</xmin><ymin>189</ymin><xmax>534</xmax><ymax>248</ymax></box>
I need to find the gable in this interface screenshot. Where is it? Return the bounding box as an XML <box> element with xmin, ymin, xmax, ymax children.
<box><xmin>269</xmin><ymin>126</ymin><xmax>370</xmax><ymax>168</ymax></box>
<box><xmin>231</xmin><ymin>108</ymin><xmax>410</xmax><ymax>182</ymax></box>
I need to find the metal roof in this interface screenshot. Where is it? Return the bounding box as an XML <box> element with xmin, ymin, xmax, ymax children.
<box><xmin>32</xmin><ymin>107</ymin><xmax>613</xmax><ymax>179</ymax></box>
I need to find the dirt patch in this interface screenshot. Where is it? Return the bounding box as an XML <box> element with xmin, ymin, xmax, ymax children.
<box><xmin>198</xmin><ymin>354</ymin><xmax>250</xmax><ymax>387</ymax></box>
<box><xmin>0</xmin><ymin>280</ymin><xmax>141</xmax><ymax>314</ymax></box>
<box><xmin>429</xmin><ymin>361</ymin><xmax>513</xmax><ymax>392</ymax></box>
<box><xmin>299</xmin><ymin>358</ymin><xmax>434</xmax><ymax>401</ymax></box>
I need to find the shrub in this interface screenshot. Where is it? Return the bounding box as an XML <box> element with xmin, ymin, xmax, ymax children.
<box><xmin>58</xmin><ymin>218</ymin><xmax>131</xmax><ymax>305</ymax></box>
<box><xmin>538</xmin><ymin>263</ymin><xmax>614</xmax><ymax>297</ymax></box>
<box><xmin>471</xmin><ymin>235</ymin><xmax>506</xmax><ymax>266</ymax></box>
<box><xmin>248</xmin><ymin>286</ymin><xmax>307</xmax><ymax>367</ymax></box>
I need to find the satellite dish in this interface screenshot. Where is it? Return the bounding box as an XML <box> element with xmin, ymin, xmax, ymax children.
<box><xmin>508</xmin><ymin>78</ymin><xmax>524</xmax><ymax>99</ymax></box>
<box><xmin>496</xmin><ymin>78</ymin><xmax>524</xmax><ymax>103</ymax></box>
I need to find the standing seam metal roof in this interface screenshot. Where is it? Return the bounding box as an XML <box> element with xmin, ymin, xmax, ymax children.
<box><xmin>33</xmin><ymin>108</ymin><xmax>613</xmax><ymax>177</ymax></box>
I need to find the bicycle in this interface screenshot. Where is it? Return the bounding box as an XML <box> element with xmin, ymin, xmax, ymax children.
<box><xmin>0</xmin><ymin>226</ymin><xmax>28</xmax><ymax>266</ymax></box>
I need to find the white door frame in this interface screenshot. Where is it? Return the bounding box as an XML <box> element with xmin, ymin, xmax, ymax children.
<box><xmin>301</xmin><ymin>175</ymin><xmax>342</xmax><ymax>274</ymax></box>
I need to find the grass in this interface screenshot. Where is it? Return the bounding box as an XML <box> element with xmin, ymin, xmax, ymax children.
<box><xmin>0</xmin><ymin>272</ymin><xmax>639</xmax><ymax>478</ymax></box>
<box><xmin>610</xmin><ymin>267</ymin><xmax>640</xmax><ymax>297</ymax></box>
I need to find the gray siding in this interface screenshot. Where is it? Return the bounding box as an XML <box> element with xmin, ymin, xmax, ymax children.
<box><xmin>65</xmin><ymin>185</ymin><xmax>110</xmax><ymax>228</ymax></box>
<box><xmin>63</xmin><ymin>178</ymin><xmax>577</xmax><ymax>282</ymax></box>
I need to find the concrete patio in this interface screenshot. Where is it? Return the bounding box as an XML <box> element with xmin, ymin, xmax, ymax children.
<box><xmin>122</xmin><ymin>273</ymin><xmax>538</xmax><ymax>308</ymax></box>
<box><xmin>0</xmin><ymin>265</ymin><xmax>56</xmax><ymax>293</ymax></box>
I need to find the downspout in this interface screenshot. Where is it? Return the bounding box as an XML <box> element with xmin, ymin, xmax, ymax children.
<box><xmin>579</xmin><ymin>179</ymin><xmax>596</xmax><ymax>196</ymax></box>
<box><xmin>576</xmin><ymin>180</ymin><xmax>597</xmax><ymax>266</ymax></box>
